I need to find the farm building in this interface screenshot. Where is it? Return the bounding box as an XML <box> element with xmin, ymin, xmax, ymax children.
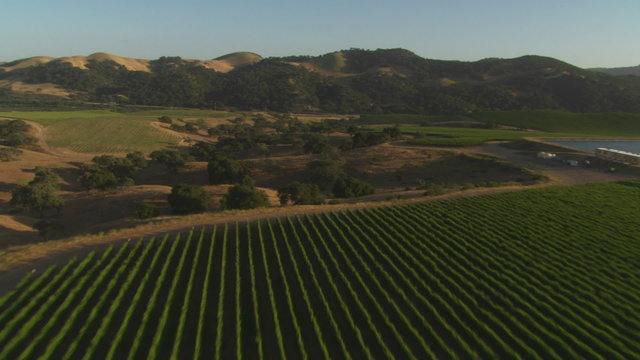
<box><xmin>595</xmin><ymin>148</ymin><xmax>640</xmax><ymax>165</ymax></box>
<box><xmin>537</xmin><ymin>152</ymin><xmax>556</xmax><ymax>159</ymax></box>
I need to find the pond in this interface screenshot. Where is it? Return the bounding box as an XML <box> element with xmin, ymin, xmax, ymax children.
<box><xmin>545</xmin><ymin>140</ymin><xmax>640</xmax><ymax>154</ymax></box>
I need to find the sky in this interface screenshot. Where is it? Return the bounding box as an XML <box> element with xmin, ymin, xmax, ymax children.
<box><xmin>1</xmin><ymin>0</ymin><xmax>639</xmax><ymax>68</ymax></box>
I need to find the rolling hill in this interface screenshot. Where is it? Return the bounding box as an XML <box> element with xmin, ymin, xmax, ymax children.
<box><xmin>591</xmin><ymin>65</ymin><xmax>640</xmax><ymax>76</ymax></box>
<box><xmin>0</xmin><ymin>51</ymin><xmax>261</xmax><ymax>74</ymax></box>
<box><xmin>2</xmin><ymin>48</ymin><xmax>640</xmax><ymax>113</ymax></box>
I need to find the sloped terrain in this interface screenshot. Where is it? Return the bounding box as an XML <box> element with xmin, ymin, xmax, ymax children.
<box><xmin>1</xmin><ymin>181</ymin><xmax>639</xmax><ymax>359</ymax></box>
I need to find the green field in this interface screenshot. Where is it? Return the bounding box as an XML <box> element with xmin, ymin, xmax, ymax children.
<box><xmin>398</xmin><ymin>126</ymin><xmax>539</xmax><ymax>146</ymax></box>
<box><xmin>1</xmin><ymin>181</ymin><xmax>639</xmax><ymax>359</ymax></box>
<box><xmin>0</xmin><ymin>109</ymin><xmax>234</xmax><ymax>153</ymax></box>
<box><xmin>363</xmin><ymin>110</ymin><xmax>640</xmax><ymax>147</ymax></box>
<box><xmin>356</xmin><ymin>113</ymin><xmax>456</xmax><ymax>125</ymax></box>
<box><xmin>474</xmin><ymin>110</ymin><xmax>640</xmax><ymax>137</ymax></box>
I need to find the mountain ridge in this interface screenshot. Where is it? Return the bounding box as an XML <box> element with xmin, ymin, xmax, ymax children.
<box><xmin>591</xmin><ymin>65</ymin><xmax>640</xmax><ymax>76</ymax></box>
<box><xmin>0</xmin><ymin>51</ymin><xmax>262</xmax><ymax>74</ymax></box>
<box><xmin>1</xmin><ymin>48</ymin><xmax>640</xmax><ymax>114</ymax></box>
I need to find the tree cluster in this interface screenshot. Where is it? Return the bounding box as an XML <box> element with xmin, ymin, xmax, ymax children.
<box><xmin>332</xmin><ymin>176</ymin><xmax>375</xmax><ymax>198</ymax></box>
<box><xmin>207</xmin><ymin>155</ymin><xmax>249</xmax><ymax>184</ymax></box>
<box><xmin>278</xmin><ymin>182</ymin><xmax>325</xmax><ymax>205</ymax></box>
<box><xmin>79</xmin><ymin>152</ymin><xmax>148</xmax><ymax>190</ymax></box>
<box><xmin>150</xmin><ymin>149</ymin><xmax>192</xmax><ymax>173</ymax></box>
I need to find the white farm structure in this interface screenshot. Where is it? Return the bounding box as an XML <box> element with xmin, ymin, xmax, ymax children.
<box><xmin>537</xmin><ymin>152</ymin><xmax>556</xmax><ymax>159</ymax></box>
<box><xmin>595</xmin><ymin>148</ymin><xmax>640</xmax><ymax>165</ymax></box>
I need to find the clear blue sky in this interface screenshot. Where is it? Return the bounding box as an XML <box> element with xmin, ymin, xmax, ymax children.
<box><xmin>2</xmin><ymin>0</ymin><xmax>639</xmax><ymax>68</ymax></box>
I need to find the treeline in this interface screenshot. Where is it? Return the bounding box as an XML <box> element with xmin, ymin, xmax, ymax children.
<box><xmin>4</xmin><ymin>48</ymin><xmax>640</xmax><ymax>113</ymax></box>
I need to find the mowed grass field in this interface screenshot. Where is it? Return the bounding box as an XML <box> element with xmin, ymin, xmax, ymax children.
<box><xmin>1</xmin><ymin>181</ymin><xmax>639</xmax><ymax>359</ymax></box>
<box><xmin>0</xmin><ymin>109</ymin><xmax>234</xmax><ymax>153</ymax></box>
<box><xmin>364</xmin><ymin>110</ymin><xmax>640</xmax><ymax>147</ymax></box>
<box><xmin>399</xmin><ymin>126</ymin><xmax>540</xmax><ymax>146</ymax></box>
<box><xmin>474</xmin><ymin>110</ymin><xmax>640</xmax><ymax>137</ymax></box>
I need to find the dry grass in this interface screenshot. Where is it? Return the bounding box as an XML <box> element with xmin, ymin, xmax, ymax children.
<box><xmin>0</xmin><ymin>52</ymin><xmax>263</xmax><ymax>76</ymax></box>
<box><xmin>0</xmin><ymin>80</ymin><xmax>73</xmax><ymax>97</ymax></box>
<box><xmin>0</xmin><ymin>56</ymin><xmax>54</xmax><ymax>72</ymax></box>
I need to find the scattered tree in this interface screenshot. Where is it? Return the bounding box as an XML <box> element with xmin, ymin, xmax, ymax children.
<box><xmin>168</xmin><ymin>183</ymin><xmax>212</xmax><ymax>214</ymax></box>
<box><xmin>4</xmin><ymin>132</ymin><xmax>37</xmax><ymax>147</ymax></box>
<box><xmin>306</xmin><ymin>159</ymin><xmax>345</xmax><ymax>184</ymax></box>
<box><xmin>351</xmin><ymin>132</ymin><xmax>390</xmax><ymax>148</ymax></box>
<box><xmin>79</xmin><ymin>153</ymin><xmax>146</xmax><ymax>190</ymax></box>
<box><xmin>79</xmin><ymin>164</ymin><xmax>120</xmax><ymax>190</ymax></box>
<box><xmin>278</xmin><ymin>182</ymin><xmax>325</xmax><ymax>205</ymax></box>
<box><xmin>207</xmin><ymin>155</ymin><xmax>249</xmax><ymax>184</ymax></box>
<box><xmin>135</xmin><ymin>203</ymin><xmax>159</xmax><ymax>219</ymax></box>
<box><xmin>382</xmin><ymin>125</ymin><xmax>402</xmax><ymax>139</ymax></box>
<box><xmin>332</xmin><ymin>176</ymin><xmax>375</xmax><ymax>198</ymax></box>
<box><xmin>0</xmin><ymin>147</ymin><xmax>22</xmax><ymax>161</ymax></box>
<box><xmin>126</xmin><ymin>151</ymin><xmax>148</xmax><ymax>169</ymax></box>
<box><xmin>190</xmin><ymin>141</ymin><xmax>218</xmax><ymax>161</ymax></box>
<box><xmin>220</xmin><ymin>176</ymin><xmax>269</xmax><ymax>210</ymax></box>
<box><xmin>32</xmin><ymin>220</ymin><xmax>64</xmax><ymax>241</ymax></box>
<box><xmin>150</xmin><ymin>149</ymin><xmax>192</xmax><ymax>173</ymax></box>
<box><xmin>303</xmin><ymin>134</ymin><xmax>331</xmax><ymax>154</ymax></box>
<box><xmin>158</xmin><ymin>115</ymin><xmax>173</xmax><ymax>124</ymax></box>
<box><xmin>10</xmin><ymin>167</ymin><xmax>64</xmax><ymax>216</ymax></box>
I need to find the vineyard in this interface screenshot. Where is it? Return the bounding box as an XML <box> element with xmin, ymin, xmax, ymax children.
<box><xmin>1</xmin><ymin>181</ymin><xmax>639</xmax><ymax>359</ymax></box>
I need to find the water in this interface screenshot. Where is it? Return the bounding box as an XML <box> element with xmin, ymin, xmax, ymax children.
<box><xmin>546</xmin><ymin>140</ymin><xmax>640</xmax><ymax>154</ymax></box>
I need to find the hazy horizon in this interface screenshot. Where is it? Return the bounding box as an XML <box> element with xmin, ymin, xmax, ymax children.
<box><xmin>2</xmin><ymin>0</ymin><xmax>639</xmax><ymax>68</ymax></box>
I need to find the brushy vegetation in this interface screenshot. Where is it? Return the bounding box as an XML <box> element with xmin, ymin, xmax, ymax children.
<box><xmin>1</xmin><ymin>181</ymin><xmax>639</xmax><ymax>358</ymax></box>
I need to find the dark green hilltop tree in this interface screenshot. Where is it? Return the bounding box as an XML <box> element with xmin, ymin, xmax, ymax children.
<box><xmin>167</xmin><ymin>183</ymin><xmax>212</xmax><ymax>214</ymax></box>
